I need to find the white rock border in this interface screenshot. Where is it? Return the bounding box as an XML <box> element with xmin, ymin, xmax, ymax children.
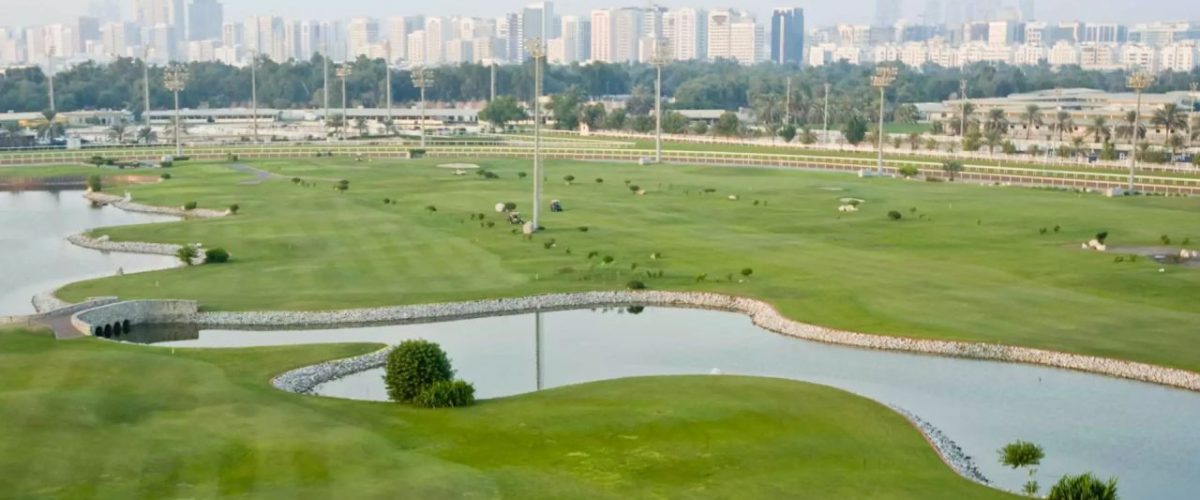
<box><xmin>84</xmin><ymin>191</ymin><xmax>227</xmax><ymax>219</ymax></box>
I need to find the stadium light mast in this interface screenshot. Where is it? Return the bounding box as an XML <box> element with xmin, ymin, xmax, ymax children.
<box><xmin>384</xmin><ymin>44</ymin><xmax>393</xmax><ymax>134</ymax></box>
<box><xmin>959</xmin><ymin>79</ymin><xmax>968</xmax><ymax>140</ymax></box>
<box><xmin>323</xmin><ymin>41</ymin><xmax>330</xmax><ymax>140</ymax></box>
<box><xmin>46</xmin><ymin>46</ymin><xmax>56</xmax><ymax>113</ymax></box>
<box><xmin>142</xmin><ymin>47</ymin><xmax>152</xmax><ymax>128</ymax></box>
<box><xmin>651</xmin><ymin>40</ymin><xmax>671</xmax><ymax>163</ymax></box>
<box><xmin>337</xmin><ymin>64</ymin><xmax>353</xmax><ymax>140</ymax></box>
<box><xmin>411</xmin><ymin>67</ymin><xmax>435</xmax><ymax>147</ymax></box>
<box><xmin>163</xmin><ymin>64</ymin><xmax>189</xmax><ymax>157</ymax></box>
<box><xmin>526</xmin><ymin>37</ymin><xmax>545</xmax><ymax>232</ymax></box>
<box><xmin>871</xmin><ymin>66</ymin><xmax>898</xmax><ymax>176</ymax></box>
<box><xmin>823</xmin><ymin>82</ymin><xmax>831</xmax><ymax>144</ymax></box>
<box><xmin>250</xmin><ymin>50</ymin><xmax>259</xmax><ymax>143</ymax></box>
<box><xmin>1126</xmin><ymin>72</ymin><xmax>1153</xmax><ymax>192</ymax></box>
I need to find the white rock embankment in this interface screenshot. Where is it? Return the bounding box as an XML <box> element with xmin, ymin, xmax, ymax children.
<box><xmin>199</xmin><ymin>291</ymin><xmax>1200</xmax><ymax>393</ymax></box>
<box><xmin>271</xmin><ymin>347</ymin><xmax>392</xmax><ymax>395</ymax></box>
<box><xmin>67</xmin><ymin>233</ymin><xmax>185</xmax><ymax>258</ymax></box>
<box><xmin>889</xmin><ymin>405</ymin><xmax>991</xmax><ymax>486</ymax></box>
<box><xmin>84</xmin><ymin>191</ymin><xmax>226</xmax><ymax>219</ymax></box>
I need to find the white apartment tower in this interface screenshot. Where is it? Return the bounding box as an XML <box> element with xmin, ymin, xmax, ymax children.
<box><xmin>590</xmin><ymin>9</ymin><xmax>613</xmax><ymax>62</ymax></box>
<box><xmin>665</xmin><ymin>8</ymin><xmax>705</xmax><ymax>61</ymax></box>
<box><xmin>707</xmin><ymin>9</ymin><xmax>762</xmax><ymax>65</ymax></box>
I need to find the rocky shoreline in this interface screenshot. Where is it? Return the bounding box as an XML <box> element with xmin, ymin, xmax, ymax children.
<box><xmin>888</xmin><ymin>405</ymin><xmax>991</xmax><ymax>486</ymax></box>
<box><xmin>83</xmin><ymin>191</ymin><xmax>227</xmax><ymax>219</ymax></box>
<box><xmin>202</xmin><ymin>291</ymin><xmax>1200</xmax><ymax>393</ymax></box>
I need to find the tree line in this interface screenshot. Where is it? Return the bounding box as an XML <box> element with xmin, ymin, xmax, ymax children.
<box><xmin>3</xmin><ymin>55</ymin><xmax>1198</xmax><ymax>128</ymax></box>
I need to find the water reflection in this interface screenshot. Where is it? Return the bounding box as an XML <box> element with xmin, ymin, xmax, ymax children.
<box><xmin>129</xmin><ymin>306</ymin><xmax>1200</xmax><ymax>499</ymax></box>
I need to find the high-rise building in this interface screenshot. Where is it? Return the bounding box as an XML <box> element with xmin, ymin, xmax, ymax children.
<box><xmin>522</xmin><ymin>2</ymin><xmax>557</xmax><ymax>41</ymax></box>
<box><xmin>407</xmin><ymin>30</ymin><xmax>426</xmax><ymax>65</ymax></box>
<box><xmin>75</xmin><ymin>16</ymin><xmax>101</xmax><ymax>52</ymax></box>
<box><xmin>299</xmin><ymin>20</ymin><xmax>322</xmax><ymax>60</ymax></box>
<box><xmin>1019</xmin><ymin>0</ymin><xmax>1035</xmax><ymax>21</ymax></box>
<box><xmin>643</xmin><ymin>4</ymin><xmax>666</xmax><ymax>39</ymax></box>
<box><xmin>100</xmin><ymin>21</ymin><xmax>140</xmax><ymax>56</ymax></box>
<box><xmin>246</xmin><ymin>16</ymin><xmax>285</xmax><ymax>61</ymax></box>
<box><xmin>425</xmin><ymin>17</ymin><xmax>448</xmax><ymax>64</ymax></box>
<box><xmin>187</xmin><ymin>0</ymin><xmax>222</xmax><ymax>41</ymax></box>
<box><xmin>770</xmin><ymin>8</ymin><xmax>804</xmax><ymax>65</ymax></box>
<box><xmin>560</xmin><ymin>15</ymin><xmax>589</xmax><ymax>63</ymax></box>
<box><xmin>612</xmin><ymin>7</ymin><xmax>642</xmax><ymax>63</ymax></box>
<box><xmin>874</xmin><ymin>0</ymin><xmax>900</xmax><ymax>28</ymax></box>
<box><xmin>388</xmin><ymin>17</ymin><xmax>409</xmax><ymax>62</ymax></box>
<box><xmin>665</xmin><ymin>8</ymin><xmax>705</xmax><ymax>61</ymax></box>
<box><xmin>347</xmin><ymin>17</ymin><xmax>379</xmax><ymax>58</ymax></box>
<box><xmin>707</xmin><ymin>9</ymin><xmax>762</xmax><ymax>65</ymax></box>
<box><xmin>497</xmin><ymin>13</ymin><xmax>519</xmax><ymax>63</ymax></box>
<box><xmin>590</xmin><ymin>9</ymin><xmax>613</xmax><ymax>62</ymax></box>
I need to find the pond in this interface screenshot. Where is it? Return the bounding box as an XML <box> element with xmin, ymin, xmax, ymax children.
<box><xmin>0</xmin><ymin>189</ymin><xmax>178</xmax><ymax>314</ymax></box>
<box><xmin>130</xmin><ymin>307</ymin><xmax>1200</xmax><ymax>500</ymax></box>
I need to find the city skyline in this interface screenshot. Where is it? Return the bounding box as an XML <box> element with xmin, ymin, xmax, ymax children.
<box><xmin>2</xmin><ymin>0</ymin><xmax>1196</xmax><ymax>27</ymax></box>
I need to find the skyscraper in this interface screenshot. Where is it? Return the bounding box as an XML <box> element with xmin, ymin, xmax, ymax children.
<box><xmin>590</xmin><ymin>9</ymin><xmax>613</xmax><ymax>62</ymax></box>
<box><xmin>770</xmin><ymin>8</ymin><xmax>804</xmax><ymax>65</ymax></box>
<box><xmin>874</xmin><ymin>0</ymin><xmax>900</xmax><ymax>28</ymax></box>
<box><xmin>665</xmin><ymin>8</ymin><xmax>705</xmax><ymax>61</ymax></box>
<box><xmin>707</xmin><ymin>9</ymin><xmax>762</xmax><ymax>65</ymax></box>
<box><xmin>612</xmin><ymin>7</ymin><xmax>642</xmax><ymax>63</ymax></box>
<box><xmin>187</xmin><ymin>0</ymin><xmax>222</xmax><ymax>41</ymax></box>
<box><xmin>522</xmin><ymin>2</ymin><xmax>556</xmax><ymax>41</ymax></box>
<box><xmin>346</xmin><ymin>17</ymin><xmax>379</xmax><ymax>59</ymax></box>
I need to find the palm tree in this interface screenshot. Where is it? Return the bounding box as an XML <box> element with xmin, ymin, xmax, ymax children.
<box><xmin>1151</xmin><ymin>103</ymin><xmax>1188</xmax><ymax>146</ymax></box>
<box><xmin>1071</xmin><ymin>136</ymin><xmax>1086</xmax><ymax>159</ymax></box>
<box><xmin>1020</xmin><ymin>104</ymin><xmax>1043</xmax><ymax>139</ymax></box>
<box><xmin>108</xmin><ymin>120</ymin><xmax>128</xmax><ymax>144</ymax></box>
<box><xmin>1054</xmin><ymin>111</ymin><xmax>1074</xmax><ymax>141</ymax></box>
<box><xmin>941</xmin><ymin>160</ymin><xmax>964</xmax><ymax>181</ymax></box>
<box><xmin>984</xmin><ymin>129</ymin><xmax>1003</xmax><ymax>154</ymax></box>
<box><xmin>1115</xmin><ymin>110</ymin><xmax>1145</xmax><ymax>141</ymax></box>
<box><xmin>894</xmin><ymin>103</ymin><xmax>919</xmax><ymax>124</ymax></box>
<box><xmin>985</xmin><ymin>108</ymin><xmax>1009</xmax><ymax>135</ymax></box>
<box><xmin>1086</xmin><ymin>116</ymin><xmax>1111</xmax><ymax>144</ymax></box>
<box><xmin>354</xmin><ymin>116</ymin><xmax>369</xmax><ymax>137</ymax></box>
<box><xmin>1000</xmin><ymin>440</ymin><xmax>1045</xmax><ymax>497</ymax></box>
<box><xmin>136</xmin><ymin>126</ymin><xmax>157</xmax><ymax>144</ymax></box>
<box><xmin>1046</xmin><ymin>473</ymin><xmax>1118</xmax><ymax>500</ymax></box>
<box><xmin>1167</xmin><ymin>134</ymin><xmax>1185</xmax><ymax>156</ymax></box>
<box><xmin>907</xmin><ymin>131</ymin><xmax>921</xmax><ymax>150</ymax></box>
<box><xmin>752</xmin><ymin>92</ymin><xmax>782</xmax><ymax>128</ymax></box>
<box><xmin>950</xmin><ymin>102</ymin><xmax>976</xmax><ymax>136</ymax></box>
<box><xmin>38</xmin><ymin>109</ymin><xmax>59</xmax><ymax>140</ymax></box>
<box><xmin>382</xmin><ymin>117</ymin><xmax>398</xmax><ymax>136</ymax></box>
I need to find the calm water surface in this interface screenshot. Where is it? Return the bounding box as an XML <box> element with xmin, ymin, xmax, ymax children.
<box><xmin>135</xmin><ymin>308</ymin><xmax>1200</xmax><ymax>499</ymax></box>
<box><xmin>0</xmin><ymin>190</ymin><xmax>177</xmax><ymax>314</ymax></box>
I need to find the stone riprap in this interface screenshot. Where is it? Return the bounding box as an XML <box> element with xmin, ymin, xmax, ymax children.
<box><xmin>271</xmin><ymin>347</ymin><xmax>392</xmax><ymax>395</ymax></box>
<box><xmin>67</xmin><ymin>233</ymin><xmax>187</xmax><ymax>258</ymax></box>
<box><xmin>888</xmin><ymin>405</ymin><xmax>991</xmax><ymax>487</ymax></box>
<box><xmin>197</xmin><ymin>291</ymin><xmax>1200</xmax><ymax>393</ymax></box>
<box><xmin>84</xmin><ymin>191</ymin><xmax>226</xmax><ymax>219</ymax></box>
<box><xmin>71</xmin><ymin>300</ymin><xmax>199</xmax><ymax>336</ymax></box>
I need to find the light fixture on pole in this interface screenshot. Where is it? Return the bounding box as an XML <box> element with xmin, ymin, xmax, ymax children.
<box><xmin>337</xmin><ymin>65</ymin><xmax>353</xmax><ymax>140</ymax></box>
<box><xmin>871</xmin><ymin>66</ymin><xmax>898</xmax><ymax>176</ymax></box>
<box><xmin>1126</xmin><ymin>72</ymin><xmax>1153</xmax><ymax>192</ymax></box>
<box><xmin>384</xmin><ymin>45</ymin><xmax>393</xmax><ymax>136</ymax></box>
<box><xmin>411</xmin><ymin>67</ymin><xmax>435</xmax><ymax>147</ymax></box>
<box><xmin>163</xmin><ymin>64</ymin><xmax>188</xmax><ymax>157</ymax></box>
<box><xmin>46</xmin><ymin>46</ymin><xmax>56</xmax><ymax>113</ymax></box>
<box><xmin>650</xmin><ymin>40</ymin><xmax>671</xmax><ymax>164</ymax></box>
<box><xmin>526</xmin><ymin>37</ymin><xmax>545</xmax><ymax>232</ymax></box>
<box><xmin>142</xmin><ymin>47</ymin><xmax>151</xmax><ymax>128</ymax></box>
<box><xmin>823</xmin><ymin>82</ymin><xmax>830</xmax><ymax>145</ymax></box>
<box><xmin>959</xmin><ymin>79</ymin><xmax>968</xmax><ymax>139</ymax></box>
<box><xmin>250</xmin><ymin>50</ymin><xmax>259</xmax><ymax>143</ymax></box>
<box><xmin>323</xmin><ymin>41</ymin><xmax>330</xmax><ymax>141</ymax></box>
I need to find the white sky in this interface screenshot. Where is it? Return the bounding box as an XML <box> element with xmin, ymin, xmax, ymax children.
<box><xmin>0</xmin><ymin>0</ymin><xmax>1189</xmax><ymax>28</ymax></box>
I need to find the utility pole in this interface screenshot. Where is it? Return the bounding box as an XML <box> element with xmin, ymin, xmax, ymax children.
<box><xmin>384</xmin><ymin>44</ymin><xmax>393</xmax><ymax>135</ymax></box>
<box><xmin>651</xmin><ymin>41</ymin><xmax>670</xmax><ymax>163</ymax></box>
<box><xmin>823</xmin><ymin>82</ymin><xmax>831</xmax><ymax>145</ymax></box>
<box><xmin>490</xmin><ymin>62</ymin><xmax>497</xmax><ymax>102</ymax></box>
<box><xmin>412</xmin><ymin>67</ymin><xmax>435</xmax><ymax>147</ymax></box>
<box><xmin>250</xmin><ymin>50</ymin><xmax>259</xmax><ymax>143</ymax></box>
<box><xmin>1189</xmin><ymin>82</ymin><xmax>1198</xmax><ymax>148</ymax></box>
<box><xmin>959</xmin><ymin>79</ymin><xmax>968</xmax><ymax>139</ymax></box>
<box><xmin>526</xmin><ymin>37</ymin><xmax>545</xmax><ymax>232</ymax></box>
<box><xmin>323</xmin><ymin>41</ymin><xmax>330</xmax><ymax>140</ymax></box>
<box><xmin>143</xmin><ymin>47</ymin><xmax>151</xmax><ymax>128</ymax></box>
<box><xmin>1126</xmin><ymin>72</ymin><xmax>1153</xmax><ymax>193</ymax></box>
<box><xmin>46</xmin><ymin>47</ymin><xmax>56</xmax><ymax>112</ymax></box>
<box><xmin>163</xmin><ymin>65</ymin><xmax>188</xmax><ymax>157</ymax></box>
<box><xmin>871</xmin><ymin>66</ymin><xmax>898</xmax><ymax>176</ymax></box>
<box><xmin>337</xmin><ymin>64</ymin><xmax>353</xmax><ymax>140</ymax></box>
<box><xmin>785</xmin><ymin>77</ymin><xmax>792</xmax><ymax>126</ymax></box>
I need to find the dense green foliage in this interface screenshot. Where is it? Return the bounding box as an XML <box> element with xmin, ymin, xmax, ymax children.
<box><xmin>1000</xmin><ymin>440</ymin><xmax>1046</xmax><ymax>496</ymax></box>
<box><xmin>4</xmin><ymin>56</ymin><xmax>1198</xmax><ymax>125</ymax></box>
<box><xmin>85</xmin><ymin>174</ymin><xmax>102</xmax><ymax>192</ymax></box>
<box><xmin>384</xmin><ymin>340</ymin><xmax>455</xmax><ymax>403</ymax></box>
<box><xmin>204</xmin><ymin>248</ymin><xmax>230</xmax><ymax>264</ymax></box>
<box><xmin>414</xmin><ymin>379</ymin><xmax>476</xmax><ymax>408</ymax></box>
<box><xmin>0</xmin><ymin>329</ymin><xmax>1013</xmax><ymax>498</ymax></box>
<box><xmin>175</xmin><ymin>245</ymin><xmax>197</xmax><ymax>266</ymax></box>
<box><xmin>1047</xmin><ymin>473</ymin><xmax>1119</xmax><ymax>500</ymax></box>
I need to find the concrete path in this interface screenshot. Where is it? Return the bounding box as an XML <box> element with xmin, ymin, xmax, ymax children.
<box><xmin>228</xmin><ymin>163</ymin><xmax>274</xmax><ymax>185</ymax></box>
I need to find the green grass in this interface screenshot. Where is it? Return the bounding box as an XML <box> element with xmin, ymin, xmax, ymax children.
<box><xmin>55</xmin><ymin>158</ymin><xmax>1200</xmax><ymax>374</ymax></box>
<box><xmin>0</xmin><ymin>328</ymin><xmax>1012</xmax><ymax>499</ymax></box>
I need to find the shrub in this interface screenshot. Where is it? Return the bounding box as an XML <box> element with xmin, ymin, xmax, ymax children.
<box><xmin>602</xmin><ymin>255</ymin><xmax>615</xmax><ymax>264</ymax></box>
<box><xmin>741</xmin><ymin>268</ymin><xmax>753</xmax><ymax>277</ymax></box>
<box><xmin>897</xmin><ymin>165</ymin><xmax>920</xmax><ymax>178</ymax></box>
<box><xmin>384</xmin><ymin>198</ymin><xmax>391</xmax><ymax>204</ymax></box>
<box><xmin>587</xmin><ymin>251</ymin><xmax>599</xmax><ymax>259</ymax></box>
<box><xmin>414</xmin><ymin>380</ymin><xmax>476</xmax><ymax>408</ymax></box>
<box><xmin>408</xmin><ymin>148</ymin><xmax>427</xmax><ymax>158</ymax></box>
<box><xmin>517</xmin><ymin>172</ymin><xmax>527</xmax><ymax>179</ymax></box>
<box><xmin>626</xmin><ymin>306</ymin><xmax>645</xmax><ymax>314</ymax></box>
<box><xmin>291</xmin><ymin>177</ymin><xmax>302</xmax><ymax>184</ymax></box>
<box><xmin>1039</xmin><ymin>227</ymin><xmax>1048</xmax><ymax>235</ymax></box>
<box><xmin>204</xmin><ymin>248</ymin><xmax>230</xmax><ymax>263</ymax></box>
<box><xmin>183</xmin><ymin>201</ymin><xmax>198</xmax><ymax>211</ymax></box>
<box><xmin>695</xmin><ymin>273</ymin><xmax>707</xmax><ymax>282</ymax></box>
<box><xmin>563</xmin><ymin>175</ymin><xmax>575</xmax><ymax>184</ymax></box>
<box><xmin>160</xmin><ymin>173</ymin><xmax>172</xmax><ymax>180</ymax></box>
<box><xmin>888</xmin><ymin>210</ymin><xmax>902</xmax><ymax>221</ymax></box>
<box><xmin>595</xmin><ymin>178</ymin><xmax>604</xmax><ymax>183</ymax></box>
<box><xmin>629</xmin><ymin>185</ymin><xmax>641</xmax><ymax>193</ymax></box>
<box><xmin>1047</xmin><ymin>473</ymin><xmax>1118</xmax><ymax>500</ymax></box>
<box><xmin>1096</xmin><ymin>231</ymin><xmax>1109</xmax><ymax>244</ymax></box>
<box><xmin>176</xmin><ymin>245</ymin><xmax>198</xmax><ymax>266</ymax></box>
<box><xmin>1054</xmin><ymin>225</ymin><xmax>1061</xmax><ymax>233</ymax></box>
<box><xmin>1161</xmin><ymin>234</ymin><xmax>1171</xmax><ymax>245</ymax></box>
<box><xmin>503</xmin><ymin>202</ymin><xmax>517</xmax><ymax>211</ymax></box>
<box><xmin>425</xmin><ymin>205</ymin><xmax>437</xmax><ymax>213</ymax></box>
<box><xmin>86</xmin><ymin>175</ymin><xmax>102</xmax><ymax>192</ymax></box>
<box><xmin>384</xmin><ymin>340</ymin><xmax>454</xmax><ymax>403</ymax></box>
<box><xmin>626</xmin><ymin>280</ymin><xmax>646</xmax><ymax>290</ymax></box>
<box><xmin>228</xmin><ymin>204</ymin><xmax>239</xmax><ymax>214</ymax></box>
<box><xmin>335</xmin><ymin>179</ymin><xmax>350</xmax><ymax>191</ymax></box>
<box><xmin>578</xmin><ymin>226</ymin><xmax>589</xmax><ymax>232</ymax></box>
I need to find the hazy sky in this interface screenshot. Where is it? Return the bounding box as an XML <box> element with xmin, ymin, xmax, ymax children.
<box><xmin>0</xmin><ymin>0</ymin><xmax>1190</xmax><ymax>27</ymax></box>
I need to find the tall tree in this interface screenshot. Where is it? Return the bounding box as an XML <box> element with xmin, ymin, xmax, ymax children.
<box><xmin>1151</xmin><ymin>103</ymin><xmax>1187</xmax><ymax>146</ymax></box>
<box><xmin>1020</xmin><ymin>104</ymin><xmax>1043</xmax><ymax>139</ymax></box>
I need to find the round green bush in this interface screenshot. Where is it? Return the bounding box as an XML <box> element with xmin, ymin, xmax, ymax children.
<box><xmin>228</xmin><ymin>204</ymin><xmax>239</xmax><ymax>214</ymax></box>
<box><xmin>183</xmin><ymin>201</ymin><xmax>198</xmax><ymax>210</ymax></box>
<box><xmin>887</xmin><ymin>210</ymin><xmax>902</xmax><ymax>221</ymax></box>
<box><xmin>204</xmin><ymin>248</ymin><xmax>230</xmax><ymax>263</ymax></box>
<box><xmin>626</xmin><ymin>280</ymin><xmax>646</xmax><ymax>290</ymax></box>
<box><xmin>415</xmin><ymin>380</ymin><xmax>476</xmax><ymax>408</ymax></box>
<box><xmin>384</xmin><ymin>340</ymin><xmax>454</xmax><ymax>403</ymax></box>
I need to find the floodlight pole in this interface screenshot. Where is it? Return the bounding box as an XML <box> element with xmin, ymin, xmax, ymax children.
<box><xmin>323</xmin><ymin>41</ymin><xmax>330</xmax><ymax>140</ymax></box>
<box><xmin>1127</xmin><ymin>72</ymin><xmax>1153</xmax><ymax>192</ymax></box>
<box><xmin>959</xmin><ymin>79</ymin><xmax>968</xmax><ymax>139</ymax></box>
<box><xmin>46</xmin><ymin>47</ymin><xmax>56</xmax><ymax>113</ymax></box>
<box><xmin>164</xmin><ymin>65</ymin><xmax>188</xmax><ymax>157</ymax></box>
<box><xmin>412</xmin><ymin>68</ymin><xmax>434</xmax><ymax>147</ymax></box>
<box><xmin>250</xmin><ymin>50</ymin><xmax>259</xmax><ymax>143</ymax></box>
<box><xmin>338</xmin><ymin>65</ymin><xmax>352</xmax><ymax>140</ymax></box>
<box><xmin>527</xmin><ymin>37</ymin><xmax>545</xmax><ymax>232</ymax></box>
<box><xmin>823</xmin><ymin>82</ymin><xmax>830</xmax><ymax>145</ymax></box>
<box><xmin>143</xmin><ymin>47</ymin><xmax>151</xmax><ymax>128</ymax></box>
<box><xmin>871</xmin><ymin>66</ymin><xmax>898</xmax><ymax>176</ymax></box>
<box><xmin>651</xmin><ymin>41</ymin><xmax>670</xmax><ymax>164</ymax></box>
<box><xmin>385</xmin><ymin>45</ymin><xmax>393</xmax><ymax>135</ymax></box>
